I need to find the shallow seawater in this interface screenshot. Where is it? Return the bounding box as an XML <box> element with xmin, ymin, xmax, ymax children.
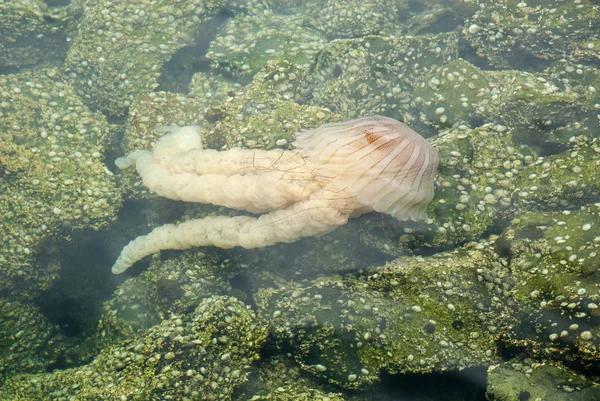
<box><xmin>1</xmin><ymin>0</ymin><xmax>600</xmax><ymax>400</ymax></box>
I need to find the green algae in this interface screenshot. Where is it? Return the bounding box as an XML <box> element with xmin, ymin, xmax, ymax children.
<box><xmin>255</xmin><ymin>244</ymin><xmax>512</xmax><ymax>389</ymax></box>
<box><xmin>463</xmin><ymin>0</ymin><xmax>600</xmax><ymax>70</ymax></box>
<box><xmin>0</xmin><ymin>0</ymin><xmax>78</xmax><ymax>70</ymax></box>
<box><xmin>207</xmin><ymin>11</ymin><xmax>327</xmax><ymax>77</ymax></box>
<box><xmin>0</xmin><ymin>296</ymin><xmax>266</xmax><ymax>401</ymax></box>
<box><xmin>0</xmin><ymin>69</ymin><xmax>120</xmax><ymax>299</ymax></box>
<box><xmin>62</xmin><ymin>0</ymin><xmax>226</xmax><ymax>116</ymax></box>
<box><xmin>487</xmin><ymin>361</ymin><xmax>600</xmax><ymax>401</ymax></box>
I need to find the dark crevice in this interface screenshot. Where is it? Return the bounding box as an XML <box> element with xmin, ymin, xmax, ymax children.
<box><xmin>45</xmin><ymin>0</ymin><xmax>71</xmax><ymax>6</ymax></box>
<box><xmin>34</xmin><ymin>198</ymin><xmax>187</xmax><ymax>369</ymax></box>
<box><xmin>229</xmin><ymin>274</ymin><xmax>257</xmax><ymax>309</ymax></box>
<box><xmin>156</xmin><ymin>8</ymin><xmax>233</xmax><ymax>94</ymax></box>
<box><xmin>458</xmin><ymin>39</ymin><xmax>494</xmax><ymax>71</ymax></box>
<box><xmin>371</xmin><ymin>368</ymin><xmax>488</xmax><ymax>401</ymax></box>
<box><xmin>418</xmin><ymin>12</ymin><xmax>461</xmax><ymax>35</ymax></box>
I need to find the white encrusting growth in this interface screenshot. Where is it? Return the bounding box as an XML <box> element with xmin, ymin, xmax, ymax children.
<box><xmin>111</xmin><ymin>116</ymin><xmax>438</xmax><ymax>274</ymax></box>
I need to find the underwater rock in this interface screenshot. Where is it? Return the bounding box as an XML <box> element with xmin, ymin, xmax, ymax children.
<box><xmin>487</xmin><ymin>361</ymin><xmax>600</xmax><ymax>401</ymax></box>
<box><xmin>0</xmin><ymin>298</ymin><xmax>62</xmax><ymax>376</ymax></box>
<box><xmin>0</xmin><ymin>69</ymin><xmax>119</xmax><ymax>299</ymax></box>
<box><xmin>203</xmin><ymin>60</ymin><xmax>334</xmax><ymax>150</ymax></box>
<box><xmin>207</xmin><ymin>10</ymin><xmax>327</xmax><ymax>77</ymax></box>
<box><xmin>300</xmin><ymin>0</ymin><xmax>406</xmax><ymax>39</ymax></box>
<box><xmin>412</xmin><ymin>58</ymin><xmax>591</xmax><ymax>152</ymax></box>
<box><xmin>0</xmin><ymin>296</ymin><xmax>267</xmax><ymax>400</ymax></box>
<box><xmin>309</xmin><ymin>33</ymin><xmax>459</xmax><ymax>123</ymax></box>
<box><xmin>122</xmin><ymin>91</ymin><xmax>207</xmax><ymax>155</ymax></box>
<box><xmin>236</xmin><ymin>355</ymin><xmax>347</xmax><ymax>401</ymax></box>
<box><xmin>0</xmin><ymin>0</ymin><xmax>78</xmax><ymax>70</ymax></box>
<box><xmin>500</xmin><ymin>206</ymin><xmax>600</xmax><ymax>368</ymax></box>
<box><xmin>62</xmin><ymin>0</ymin><xmax>226</xmax><ymax>116</ymax></box>
<box><xmin>411</xmin><ymin>59</ymin><xmax>493</xmax><ymax>131</ymax></box>
<box><xmin>398</xmin><ymin>123</ymin><xmax>535</xmax><ymax>251</ymax></box>
<box><xmin>515</xmin><ymin>138</ymin><xmax>600</xmax><ymax>209</ymax></box>
<box><xmin>463</xmin><ymin>0</ymin><xmax>600</xmax><ymax>70</ymax></box>
<box><xmin>255</xmin><ymin>243</ymin><xmax>513</xmax><ymax>389</ymax></box>
<box><xmin>121</xmin><ymin>61</ymin><xmax>331</xmax><ymax>153</ymax></box>
<box><xmin>96</xmin><ymin>249</ymin><xmax>235</xmax><ymax>349</ymax></box>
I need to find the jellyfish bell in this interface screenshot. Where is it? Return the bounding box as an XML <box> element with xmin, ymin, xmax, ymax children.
<box><xmin>294</xmin><ymin>116</ymin><xmax>438</xmax><ymax>221</ymax></box>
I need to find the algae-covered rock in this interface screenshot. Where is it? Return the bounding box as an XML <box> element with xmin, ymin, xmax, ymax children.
<box><xmin>0</xmin><ymin>298</ymin><xmax>62</xmax><ymax>375</ymax></box>
<box><xmin>121</xmin><ymin>60</ymin><xmax>333</xmax><ymax>154</ymax></box>
<box><xmin>411</xmin><ymin>59</ymin><xmax>492</xmax><ymax>130</ymax></box>
<box><xmin>0</xmin><ymin>69</ymin><xmax>120</xmax><ymax>299</ymax></box>
<box><xmin>207</xmin><ymin>11</ymin><xmax>327</xmax><ymax>77</ymax></box>
<box><xmin>96</xmin><ymin>249</ymin><xmax>235</xmax><ymax>348</ymax></box>
<box><xmin>0</xmin><ymin>0</ymin><xmax>79</xmax><ymax>70</ymax></box>
<box><xmin>487</xmin><ymin>361</ymin><xmax>600</xmax><ymax>401</ymax></box>
<box><xmin>236</xmin><ymin>356</ymin><xmax>347</xmax><ymax>401</ymax></box>
<box><xmin>411</xmin><ymin>57</ymin><xmax>593</xmax><ymax>151</ymax></box>
<box><xmin>485</xmin><ymin>69</ymin><xmax>582</xmax><ymax>151</ymax></box>
<box><xmin>300</xmin><ymin>0</ymin><xmax>406</xmax><ymax>39</ymax></box>
<box><xmin>63</xmin><ymin>0</ymin><xmax>226</xmax><ymax>116</ymax></box>
<box><xmin>515</xmin><ymin>138</ymin><xmax>600</xmax><ymax>209</ymax></box>
<box><xmin>0</xmin><ymin>296</ymin><xmax>267</xmax><ymax>401</ymax></box>
<box><xmin>399</xmin><ymin>124</ymin><xmax>535</xmax><ymax>251</ymax></box>
<box><xmin>309</xmin><ymin>33</ymin><xmax>459</xmax><ymax>123</ymax></box>
<box><xmin>255</xmin><ymin>244</ymin><xmax>513</xmax><ymax>389</ymax></box>
<box><xmin>201</xmin><ymin>60</ymin><xmax>336</xmax><ymax>150</ymax></box>
<box><xmin>122</xmin><ymin>91</ymin><xmax>207</xmax><ymax>154</ymax></box>
<box><xmin>499</xmin><ymin>206</ymin><xmax>600</xmax><ymax>367</ymax></box>
<box><xmin>463</xmin><ymin>0</ymin><xmax>600</xmax><ymax>70</ymax></box>
<box><xmin>188</xmin><ymin>70</ymin><xmax>241</xmax><ymax>107</ymax></box>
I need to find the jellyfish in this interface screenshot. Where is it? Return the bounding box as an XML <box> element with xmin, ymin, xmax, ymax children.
<box><xmin>111</xmin><ymin>116</ymin><xmax>438</xmax><ymax>274</ymax></box>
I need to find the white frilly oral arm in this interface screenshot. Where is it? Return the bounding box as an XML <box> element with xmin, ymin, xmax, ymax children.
<box><xmin>111</xmin><ymin>196</ymin><xmax>350</xmax><ymax>274</ymax></box>
<box><xmin>117</xmin><ymin>149</ymin><xmax>321</xmax><ymax>213</ymax></box>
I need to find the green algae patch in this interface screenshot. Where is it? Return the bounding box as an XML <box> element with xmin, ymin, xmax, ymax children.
<box><xmin>309</xmin><ymin>33</ymin><xmax>459</xmax><ymax>123</ymax></box>
<box><xmin>0</xmin><ymin>69</ymin><xmax>120</xmax><ymax>299</ymax></box>
<box><xmin>207</xmin><ymin>11</ymin><xmax>326</xmax><ymax>77</ymax></box>
<box><xmin>487</xmin><ymin>361</ymin><xmax>600</xmax><ymax>401</ymax></box>
<box><xmin>0</xmin><ymin>296</ymin><xmax>266</xmax><ymax>401</ymax></box>
<box><xmin>62</xmin><ymin>0</ymin><xmax>226</xmax><ymax>116</ymax></box>
<box><xmin>256</xmin><ymin>245</ymin><xmax>512</xmax><ymax>389</ymax></box>
<box><xmin>463</xmin><ymin>0</ymin><xmax>600</xmax><ymax>70</ymax></box>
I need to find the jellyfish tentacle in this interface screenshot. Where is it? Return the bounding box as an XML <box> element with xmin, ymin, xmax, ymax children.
<box><xmin>111</xmin><ymin>194</ymin><xmax>353</xmax><ymax>274</ymax></box>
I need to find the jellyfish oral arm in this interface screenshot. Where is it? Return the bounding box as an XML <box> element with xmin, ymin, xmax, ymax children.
<box><xmin>111</xmin><ymin>196</ymin><xmax>351</xmax><ymax>274</ymax></box>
